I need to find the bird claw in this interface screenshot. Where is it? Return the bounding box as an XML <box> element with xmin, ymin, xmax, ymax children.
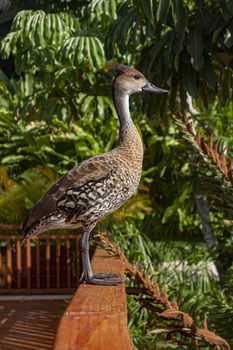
<box><xmin>79</xmin><ymin>269</ymin><xmax>123</xmax><ymax>284</ymax></box>
<box><xmin>85</xmin><ymin>275</ymin><xmax>123</xmax><ymax>286</ymax></box>
<box><xmin>79</xmin><ymin>271</ymin><xmax>124</xmax><ymax>286</ymax></box>
<box><xmin>79</xmin><ymin>270</ymin><xmax>85</xmax><ymax>283</ymax></box>
<box><xmin>92</xmin><ymin>273</ymin><xmax>123</xmax><ymax>279</ymax></box>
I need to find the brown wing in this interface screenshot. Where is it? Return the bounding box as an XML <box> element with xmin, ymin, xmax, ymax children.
<box><xmin>22</xmin><ymin>156</ymin><xmax>110</xmax><ymax>232</ymax></box>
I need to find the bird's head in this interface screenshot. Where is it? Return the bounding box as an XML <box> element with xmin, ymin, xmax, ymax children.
<box><xmin>113</xmin><ymin>64</ymin><xmax>168</xmax><ymax>96</ymax></box>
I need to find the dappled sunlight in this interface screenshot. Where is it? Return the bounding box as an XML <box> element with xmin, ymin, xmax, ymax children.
<box><xmin>0</xmin><ymin>300</ymin><xmax>66</xmax><ymax>350</ymax></box>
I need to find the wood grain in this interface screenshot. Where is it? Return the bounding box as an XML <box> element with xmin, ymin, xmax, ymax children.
<box><xmin>54</xmin><ymin>247</ymin><xmax>133</xmax><ymax>350</ymax></box>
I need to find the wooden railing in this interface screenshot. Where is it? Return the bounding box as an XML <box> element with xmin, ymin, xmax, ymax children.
<box><xmin>1</xmin><ymin>230</ymin><xmax>230</xmax><ymax>349</ymax></box>
<box><xmin>54</xmin><ymin>246</ymin><xmax>133</xmax><ymax>350</ymax></box>
<box><xmin>0</xmin><ymin>232</ymin><xmax>133</xmax><ymax>348</ymax></box>
<box><xmin>0</xmin><ymin>234</ymin><xmax>81</xmax><ymax>294</ymax></box>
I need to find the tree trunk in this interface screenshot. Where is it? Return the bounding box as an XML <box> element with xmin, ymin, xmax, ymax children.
<box><xmin>195</xmin><ymin>193</ymin><xmax>224</xmax><ymax>285</ymax></box>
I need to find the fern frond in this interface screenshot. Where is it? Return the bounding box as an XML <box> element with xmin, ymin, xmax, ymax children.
<box><xmin>97</xmin><ymin>233</ymin><xmax>230</xmax><ymax>350</ymax></box>
<box><xmin>175</xmin><ymin>112</ymin><xmax>233</xmax><ymax>214</ymax></box>
<box><xmin>177</xmin><ymin>113</ymin><xmax>232</xmax><ymax>181</ymax></box>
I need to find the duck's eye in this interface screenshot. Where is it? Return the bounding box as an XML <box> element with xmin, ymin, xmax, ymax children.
<box><xmin>134</xmin><ymin>74</ymin><xmax>140</xmax><ymax>80</ymax></box>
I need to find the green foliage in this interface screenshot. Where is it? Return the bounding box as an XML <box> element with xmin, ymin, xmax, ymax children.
<box><xmin>0</xmin><ymin>98</ymin><xmax>118</xmax><ymax>176</ymax></box>
<box><xmin>106</xmin><ymin>0</ymin><xmax>233</xmax><ymax>116</ymax></box>
<box><xmin>0</xmin><ymin>166</ymin><xmax>57</xmax><ymax>224</ymax></box>
<box><xmin>0</xmin><ymin>9</ymin><xmax>112</xmax><ymax>124</ymax></box>
<box><xmin>111</xmin><ymin>218</ymin><xmax>223</xmax><ymax>348</ymax></box>
<box><xmin>0</xmin><ymin>1</ymin><xmax>233</xmax><ymax>348</ymax></box>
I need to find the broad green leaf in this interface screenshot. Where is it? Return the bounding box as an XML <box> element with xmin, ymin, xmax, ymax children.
<box><xmin>157</xmin><ymin>0</ymin><xmax>170</xmax><ymax>24</ymax></box>
<box><xmin>161</xmin><ymin>31</ymin><xmax>175</xmax><ymax>80</ymax></box>
<box><xmin>2</xmin><ymin>154</ymin><xmax>33</xmax><ymax>164</ymax></box>
<box><xmin>173</xmin><ymin>31</ymin><xmax>186</xmax><ymax>71</ymax></box>
<box><xmin>146</xmin><ymin>31</ymin><xmax>171</xmax><ymax>73</ymax></box>
<box><xmin>60</xmin><ymin>12</ymin><xmax>79</xmax><ymax>33</ymax></box>
<box><xmin>11</xmin><ymin>10</ymin><xmax>35</xmax><ymax>31</ymax></box>
<box><xmin>77</xmin><ymin>36</ymin><xmax>85</xmax><ymax>64</ymax></box>
<box><xmin>81</xmin><ymin>95</ymin><xmax>95</xmax><ymax>114</ymax></box>
<box><xmin>140</xmin><ymin>0</ymin><xmax>155</xmax><ymax>26</ymax></box>
<box><xmin>119</xmin><ymin>9</ymin><xmax>139</xmax><ymax>53</ymax></box>
<box><xmin>106</xmin><ymin>6</ymin><xmax>140</xmax><ymax>56</ymax></box>
<box><xmin>181</xmin><ymin>62</ymin><xmax>197</xmax><ymax>97</ymax></box>
<box><xmin>171</xmin><ymin>0</ymin><xmax>186</xmax><ymax>31</ymax></box>
<box><xmin>202</xmin><ymin>54</ymin><xmax>216</xmax><ymax>90</ymax></box>
<box><xmin>0</xmin><ymin>31</ymin><xmax>19</xmax><ymax>58</ymax></box>
<box><xmin>58</xmin><ymin>35</ymin><xmax>105</xmax><ymax>70</ymax></box>
<box><xmin>187</xmin><ymin>25</ymin><xmax>204</xmax><ymax>71</ymax></box>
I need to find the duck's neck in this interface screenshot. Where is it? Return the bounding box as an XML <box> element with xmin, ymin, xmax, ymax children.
<box><xmin>113</xmin><ymin>87</ymin><xmax>140</xmax><ymax>146</ymax></box>
<box><xmin>114</xmin><ymin>93</ymin><xmax>133</xmax><ymax>137</ymax></box>
<box><xmin>113</xmin><ymin>85</ymin><xmax>143</xmax><ymax>164</ymax></box>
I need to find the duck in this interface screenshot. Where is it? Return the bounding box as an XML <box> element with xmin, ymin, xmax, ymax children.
<box><xmin>22</xmin><ymin>64</ymin><xmax>168</xmax><ymax>285</ymax></box>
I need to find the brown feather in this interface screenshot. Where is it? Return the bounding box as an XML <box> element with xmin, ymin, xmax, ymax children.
<box><xmin>22</xmin><ymin>156</ymin><xmax>110</xmax><ymax>233</ymax></box>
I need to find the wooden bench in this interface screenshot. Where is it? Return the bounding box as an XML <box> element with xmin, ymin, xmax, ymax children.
<box><xmin>54</xmin><ymin>247</ymin><xmax>133</xmax><ymax>350</ymax></box>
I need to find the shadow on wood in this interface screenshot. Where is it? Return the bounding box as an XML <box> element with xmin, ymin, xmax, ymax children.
<box><xmin>0</xmin><ymin>299</ymin><xmax>66</xmax><ymax>350</ymax></box>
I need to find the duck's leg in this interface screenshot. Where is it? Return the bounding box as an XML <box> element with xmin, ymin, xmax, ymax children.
<box><xmin>79</xmin><ymin>230</ymin><xmax>123</xmax><ymax>286</ymax></box>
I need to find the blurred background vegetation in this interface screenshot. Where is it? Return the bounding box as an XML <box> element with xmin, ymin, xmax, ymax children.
<box><xmin>0</xmin><ymin>0</ymin><xmax>232</xmax><ymax>348</ymax></box>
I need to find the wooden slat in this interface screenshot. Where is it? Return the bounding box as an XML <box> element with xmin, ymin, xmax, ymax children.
<box><xmin>46</xmin><ymin>238</ymin><xmax>50</xmax><ymax>289</ymax></box>
<box><xmin>66</xmin><ymin>239</ymin><xmax>71</xmax><ymax>288</ymax></box>
<box><xmin>0</xmin><ymin>224</ymin><xmax>21</xmax><ymax>230</ymax></box>
<box><xmin>54</xmin><ymin>247</ymin><xmax>133</xmax><ymax>350</ymax></box>
<box><xmin>26</xmin><ymin>239</ymin><xmax>31</xmax><ymax>291</ymax></box>
<box><xmin>6</xmin><ymin>239</ymin><xmax>12</xmax><ymax>289</ymax></box>
<box><xmin>0</xmin><ymin>234</ymin><xmax>82</xmax><ymax>293</ymax></box>
<box><xmin>16</xmin><ymin>239</ymin><xmax>22</xmax><ymax>288</ymax></box>
<box><xmin>36</xmin><ymin>239</ymin><xmax>40</xmax><ymax>289</ymax></box>
<box><xmin>56</xmin><ymin>239</ymin><xmax>61</xmax><ymax>289</ymax></box>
